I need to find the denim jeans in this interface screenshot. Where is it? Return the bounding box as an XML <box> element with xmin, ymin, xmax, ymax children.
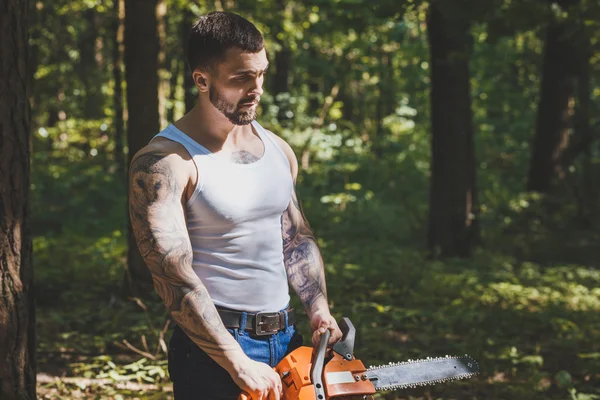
<box><xmin>168</xmin><ymin>310</ymin><xmax>303</xmax><ymax>400</ymax></box>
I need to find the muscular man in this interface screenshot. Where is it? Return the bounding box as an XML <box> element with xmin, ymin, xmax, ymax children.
<box><xmin>128</xmin><ymin>11</ymin><xmax>342</xmax><ymax>400</ymax></box>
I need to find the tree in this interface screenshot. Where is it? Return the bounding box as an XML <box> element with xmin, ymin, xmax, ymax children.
<box><xmin>181</xmin><ymin>8</ymin><xmax>197</xmax><ymax>113</ymax></box>
<box><xmin>426</xmin><ymin>1</ymin><xmax>478</xmax><ymax>257</ymax></box>
<box><xmin>112</xmin><ymin>0</ymin><xmax>126</xmax><ymax>174</ymax></box>
<box><xmin>125</xmin><ymin>0</ymin><xmax>160</xmax><ymax>296</ymax></box>
<box><xmin>271</xmin><ymin>0</ymin><xmax>291</xmax><ymax>97</ymax></box>
<box><xmin>0</xmin><ymin>0</ymin><xmax>36</xmax><ymax>398</ymax></box>
<box><xmin>526</xmin><ymin>7</ymin><xmax>579</xmax><ymax>193</ymax></box>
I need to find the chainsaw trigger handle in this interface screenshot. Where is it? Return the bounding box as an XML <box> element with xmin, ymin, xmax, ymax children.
<box><xmin>333</xmin><ymin>317</ymin><xmax>355</xmax><ymax>361</ymax></box>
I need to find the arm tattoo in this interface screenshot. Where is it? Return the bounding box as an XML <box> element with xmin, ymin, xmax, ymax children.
<box><xmin>129</xmin><ymin>151</ymin><xmax>239</xmax><ymax>360</ymax></box>
<box><xmin>282</xmin><ymin>188</ymin><xmax>328</xmax><ymax>313</ymax></box>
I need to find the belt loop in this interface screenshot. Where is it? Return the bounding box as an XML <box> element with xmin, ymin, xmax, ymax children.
<box><xmin>239</xmin><ymin>311</ymin><xmax>248</xmax><ymax>333</ymax></box>
<box><xmin>283</xmin><ymin>306</ymin><xmax>289</xmax><ymax>333</ymax></box>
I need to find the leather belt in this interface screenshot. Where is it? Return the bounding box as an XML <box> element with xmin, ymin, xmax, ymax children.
<box><xmin>217</xmin><ymin>306</ymin><xmax>296</xmax><ymax>336</ymax></box>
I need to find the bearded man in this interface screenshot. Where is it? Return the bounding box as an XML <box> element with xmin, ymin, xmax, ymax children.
<box><xmin>128</xmin><ymin>11</ymin><xmax>342</xmax><ymax>400</ymax></box>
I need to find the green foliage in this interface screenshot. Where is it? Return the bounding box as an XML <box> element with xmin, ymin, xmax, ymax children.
<box><xmin>30</xmin><ymin>0</ymin><xmax>600</xmax><ymax>398</ymax></box>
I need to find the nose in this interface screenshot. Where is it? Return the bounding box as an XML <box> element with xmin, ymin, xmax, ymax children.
<box><xmin>249</xmin><ymin>75</ymin><xmax>264</xmax><ymax>96</ymax></box>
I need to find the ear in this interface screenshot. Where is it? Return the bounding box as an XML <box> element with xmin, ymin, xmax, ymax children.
<box><xmin>192</xmin><ymin>69</ymin><xmax>210</xmax><ymax>93</ymax></box>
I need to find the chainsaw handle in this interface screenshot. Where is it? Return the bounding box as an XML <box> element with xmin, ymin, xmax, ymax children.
<box><xmin>310</xmin><ymin>328</ymin><xmax>330</xmax><ymax>399</ymax></box>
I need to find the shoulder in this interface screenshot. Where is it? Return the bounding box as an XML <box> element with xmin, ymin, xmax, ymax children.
<box><xmin>129</xmin><ymin>138</ymin><xmax>196</xmax><ymax>191</ymax></box>
<box><xmin>262</xmin><ymin>128</ymin><xmax>298</xmax><ymax>181</ymax></box>
<box><xmin>131</xmin><ymin>139</ymin><xmax>187</xmax><ymax>172</ymax></box>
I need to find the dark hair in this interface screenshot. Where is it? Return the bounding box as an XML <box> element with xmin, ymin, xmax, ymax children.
<box><xmin>186</xmin><ymin>12</ymin><xmax>264</xmax><ymax>73</ymax></box>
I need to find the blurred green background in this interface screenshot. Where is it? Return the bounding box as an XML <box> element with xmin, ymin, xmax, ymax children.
<box><xmin>29</xmin><ymin>0</ymin><xmax>600</xmax><ymax>398</ymax></box>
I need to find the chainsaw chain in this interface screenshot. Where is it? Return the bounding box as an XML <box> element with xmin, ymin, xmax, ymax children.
<box><xmin>366</xmin><ymin>355</ymin><xmax>479</xmax><ymax>391</ymax></box>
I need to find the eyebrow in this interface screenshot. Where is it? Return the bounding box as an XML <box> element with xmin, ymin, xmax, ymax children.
<box><xmin>233</xmin><ymin>63</ymin><xmax>270</xmax><ymax>76</ymax></box>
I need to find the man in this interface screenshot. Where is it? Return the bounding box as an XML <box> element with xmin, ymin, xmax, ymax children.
<box><xmin>128</xmin><ymin>11</ymin><xmax>342</xmax><ymax>400</ymax></box>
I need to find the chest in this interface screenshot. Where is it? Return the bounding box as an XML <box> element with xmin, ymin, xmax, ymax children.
<box><xmin>205</xmin><ymin>133</ymin><xmax>265</xmax><ymax>163</ymax></box>
<box><xmin>192</xmin><ymin>161</ymin><xmax>293</xmax><ymax>225</ymax></box>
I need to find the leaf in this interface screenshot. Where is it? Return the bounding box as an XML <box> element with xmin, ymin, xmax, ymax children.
<box><xmin>555</xmin><ymin>370</ymin><xmax>573</xmax><ymax>389</ymax></box>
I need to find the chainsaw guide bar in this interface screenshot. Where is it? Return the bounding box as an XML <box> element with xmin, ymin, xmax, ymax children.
<box><xmin>366</xmin><ymin>355</ymin><xmax>480</xmax><ymax>391</ymax></box>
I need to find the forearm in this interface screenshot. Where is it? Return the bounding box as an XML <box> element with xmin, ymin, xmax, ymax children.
<box><xmin>283</xmin><ymin>234</ymin><xmax>329</xmax><ymax>317</ymax></box>
<box><xmin>168</xmin><ymin>282</ymin><xmax>246</xmax><ymax>373</ymax></box>
<box><xmin>137</xmin><ymin>234</ymin><xmax>246</xmax><ymax>373</ymax></box>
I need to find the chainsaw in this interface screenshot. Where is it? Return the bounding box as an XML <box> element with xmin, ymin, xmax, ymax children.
<box><xmin>240</xmin><ymin>317</ymin><xmax>479</xmax><ymax>400</ymax></box>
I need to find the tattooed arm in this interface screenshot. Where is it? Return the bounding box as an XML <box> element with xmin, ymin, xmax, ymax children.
<box><xmin>273</xmin><ymin>135</ymin><xmax>342</xmax><ymax>346</ymax></box>
<box><xmin>128</xmin><ymin>142</ymin><xmax>282</xmax><ymax>398</ymax></box>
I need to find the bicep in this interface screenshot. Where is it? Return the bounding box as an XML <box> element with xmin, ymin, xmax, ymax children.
<box><xmin>282</xmin><ymin>187</ymin><xmax>313</xmax><ymax>247</ymax></box>
<box><xmin>129</xmin><ymin>151</ymin><xmax>199</xmax><ymax>307</ymax></box>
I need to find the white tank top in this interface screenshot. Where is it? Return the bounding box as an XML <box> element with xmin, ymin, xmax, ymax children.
<box><xmin>153</xmin><ymin>121</ymin><xmax>293</xmax><ymax>312</ymax></box>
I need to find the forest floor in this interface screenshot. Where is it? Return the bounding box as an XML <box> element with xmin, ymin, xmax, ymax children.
<box><xmin>34</xmin><ymin>242</ymin><xmax>600</xmax><ymax>400</ymax></box>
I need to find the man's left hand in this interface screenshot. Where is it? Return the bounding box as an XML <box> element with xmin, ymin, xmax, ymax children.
<box><xmin>310</xmin><ymin>309</ymin><xmax>343</xmax><ymax>347</ymax></box>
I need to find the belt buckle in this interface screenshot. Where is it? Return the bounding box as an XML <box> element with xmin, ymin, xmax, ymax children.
<box><xmin>254</xmin><ymin>312</ymin><xmax>280</xmax><ymax>336</ymax></box>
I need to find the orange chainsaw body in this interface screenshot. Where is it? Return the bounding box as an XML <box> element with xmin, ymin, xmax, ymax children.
<box><xmin>238</xmin><ymin>318</ymin><xmax>478</xmax><ymax>399</ymax></box>
<box><xmin>275</xmin><ymin>346</ymin><xmax>376</xmax><ymax>399</ymax></box>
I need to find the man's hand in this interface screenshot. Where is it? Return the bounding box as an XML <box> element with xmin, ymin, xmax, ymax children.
<box><xmin>310</xmin><ymin>309</ymin><xmax>342</xmax><ymax>347</ymax></box>
<box><xmin>232</xmin><ymin>356</ymin><xmax>283</xmax><ymax>400</ymax></box>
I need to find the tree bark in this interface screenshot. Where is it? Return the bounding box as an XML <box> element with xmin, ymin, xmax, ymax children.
<box><xmin>78</xmin><ymin>8</ymin><xmax>104</xmax><ymax>119</ymax></box>
<box><xmin>373</xmin><ymin>49</ymin><xmax>395</xmax><ymax>158</ymax></box>
<box><xmin>565</xmin><ymin>29</ymin><xmax>592</xmax><ymax>223</ymax></box>
<box><xmin>0</xmin><ymin>0</ymin><xmax>36</xmax><ymax>398</ymax></box>
<box><xmin>125</xmin><ymin>0</ymin><xmax>160</xmax><ymax>296</ymax></box>
<box><xmin>273</xmin><ymin>46</ymin><xmax>291</xmax><ymax>96</ymax></box>
<box><xmin>167</xmin><ymin>57</ymin><xmax>181</xmax><ymax>123</ymax></box>
<box><xmin>268</xmin><ymin>0</ymin><xmax>292</xmax><ymax>124</ymax></box>
<box><xmin>112</xmin><ymin>0</ymin><xmax>126</xmax><ymax>174</ymax></box>
<box><xmin>157</xmin><ymin>0</ymin><xmax>168</xmax><ymax>129</ymax></box>
<box><xmin>527</xmin><ymin>19</ymin><xmax>576</xmax><ymax>193</ymax></box>
<box><xmin>577</xmin><ymin>33</ymin><xmax>593</xmax><ymax>220</ymax></box>
<box><xmin>271</xmin><ymin>0</ymin><xmax>291</xmax><ymax>96</ymax></box>
<box><xmin>181</xmin><ymin>9</ymin><xmax>196</xmax><ymax>113</ymax></box>
<box><xmin>426</xmin><ymin>1</ymin><xmax>477</xmax><ymax>258</ymax></box>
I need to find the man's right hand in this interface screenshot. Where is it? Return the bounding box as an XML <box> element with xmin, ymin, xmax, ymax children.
<box><xmin>231</xmin><ymin>357</ymin><xmax>283</xmax><ymax>400</ymax></box>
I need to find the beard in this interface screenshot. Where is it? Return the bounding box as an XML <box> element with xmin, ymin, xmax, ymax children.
<box><xmin>209</xmin><ymin>86</ymin><xmax>258</xmax><ymax>125</ymax></box>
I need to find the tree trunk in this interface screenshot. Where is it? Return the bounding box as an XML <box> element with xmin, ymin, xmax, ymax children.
<box><xmin>167</xmin><ymin>57</ymin><xmax>181</xmax><ymax>123</ymax></box>
<box><xmin>306</xmin><ymin>47</ymin><xmax>321</xmax><ymax>114</ymax></box>
<box><xmin>373</xmin><ymin>49</ymin><xmax>394</xmax><ymax>158</ymax></box>
<box><xmin>271</xmin><ymin>0</ymin><xmax>290</xmax><ymax>96</ymax></box>
<box><xmin>577</xmin><ymin>34</ymin><xmax>592</xmax><ymax>221</ymax></box>
<box><xmin>0</xmin><ymin>0</ymin><xmax>36</xmax><ymax>398</ymax></box>
<box><xmin>112</xmin><ymin>0</ymin><xmax>126</xmax><ymax>174</ymax></box>
<box><xmin>125</xmin><ymin>0</ymin><xmax>160</xmax><ymax>296</ymax></box>
<box><xmin>566</xmin><ymin>29</ymin><xmax>592</xmax><ymax>223</ymax></box>
<box><xmin>78</xmin><ymin>8</ymin><xmax>104</xmax><ymax>119</ymax></box>
<box><xmin>157</xmin><ymin>0</ymin><xmax>168</xmax><ymax>129</ymax></box>
<box><xmin>181</xmin><ymin>10</ymin><xmax>196</xmax><ymax>113</ymax></box>
<box><xmin>527</xmin><ymin>19</ymin><xmax>576</xmax><ymax>193</ymax></box>
<box><xmin>273</xmin><ymin>46</ymin><xmax>291</xmax><ymax>96</ymax></box>
<box><xmin>426</xmin><ymin>2</ymin><xmax>477</xmax><ymax>258</ymax></box>
<box><xmin>184</xmin><ymin>61</ymin><xmax>196</xmax><ymax>113</ymax></box>
<box><xmin>269</xmin><ymin>0</ymin><xmax>291</xmax><ymax>124</ymax></box>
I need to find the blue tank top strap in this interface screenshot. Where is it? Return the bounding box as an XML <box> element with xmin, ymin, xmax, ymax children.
<box><xmin>154</xmin><ymin>125</ymin><xmax>212</xmax><ymax>157</ymax></box>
